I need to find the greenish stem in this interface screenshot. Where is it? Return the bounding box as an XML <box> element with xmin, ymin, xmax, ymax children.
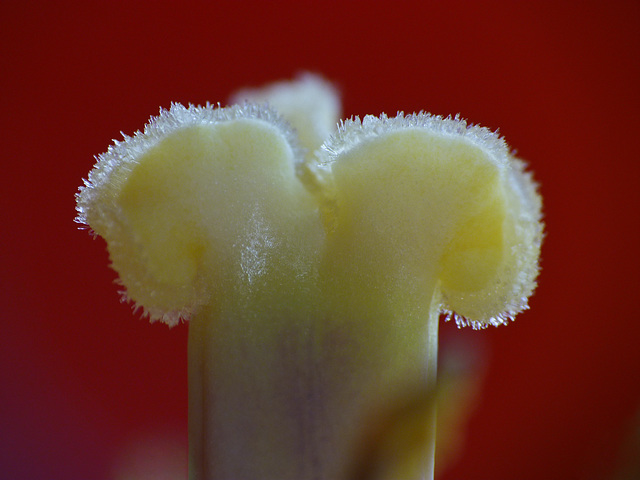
<box><xmin>188</xmin><ymin>289</ymin><xmax>439</xmax><ymax>480</ymax></box>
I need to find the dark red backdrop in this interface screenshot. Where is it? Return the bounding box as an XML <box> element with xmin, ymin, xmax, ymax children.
<box><xmin>2</xmin><ymin>1</ymin><xmax>639</xmax><ymax>479</ymax></box>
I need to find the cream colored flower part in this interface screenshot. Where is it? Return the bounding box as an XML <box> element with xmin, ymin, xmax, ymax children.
<box><xmin>77</xmin><ymin>74</ymin><xmax>543</xmax><ymax>480</ymax></box>
<box><xmin>76</xmin><ymin>103</ymin><xmax>316</xmax><ymax>326</ymax></box>
<box><xmin>77</xmin><ymin>81</ymin><xmax>542</xmax><ymax>330</ymax></box>
<box><xmin>316</xmin><ymin>113</ymin><xmax>543</xmax><ymax>328</ymax></box>
<box><xmin>230</xmin><ymin>72</ymin><xmax>341</xmax><ymax>157</ymax></box>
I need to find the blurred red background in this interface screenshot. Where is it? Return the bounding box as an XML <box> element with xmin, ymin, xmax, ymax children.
<box><xmin>2</xmin><ymin>1</ymin><xmax>639</xmax><ymax>479</ymax></box>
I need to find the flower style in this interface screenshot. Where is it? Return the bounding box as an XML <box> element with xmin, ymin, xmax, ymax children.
<box><xmin>77</xmin><ymin>73</ymin><xmax>542</xmax><ymax>480</ymax></box>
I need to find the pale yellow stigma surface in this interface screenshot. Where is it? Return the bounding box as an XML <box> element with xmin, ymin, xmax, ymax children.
<box><xmin>77</xmin><ymin>76</ymin><xmax>542</xmax><ymax>480</ymax></box>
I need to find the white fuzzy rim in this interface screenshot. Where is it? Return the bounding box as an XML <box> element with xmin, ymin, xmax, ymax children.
<box><xmin>318</xmin><ymin>112</ymin><xmax>512</xmax><ymax>170</ymax></box>
<box><xmin>76</xmin><ymin>102</ymin><xmax>302</xmax><ymax>228</ymax></box>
